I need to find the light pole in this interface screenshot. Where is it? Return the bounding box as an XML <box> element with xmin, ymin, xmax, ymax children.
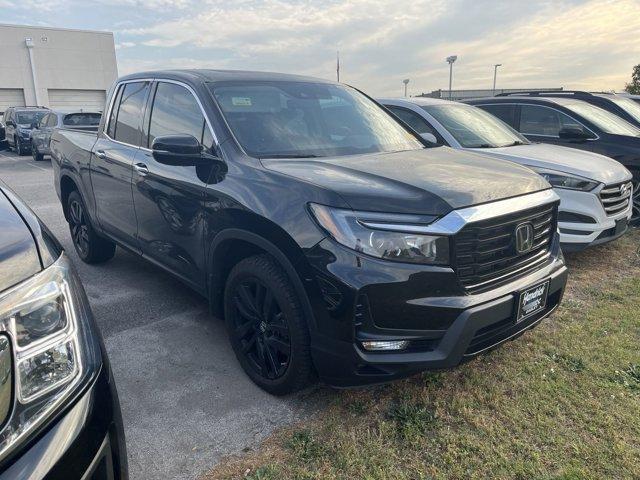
<box><xmin>403</xmin><ymin>78</ymin><xmax>410</xmax><ymax>97</ymax></box>
<box><xmin>492</xmin><ymin>63</ymin><xmax>502</xmax><ymax>95</ymax></box>
<box><xmin>446</xmin><ymin>55</ymin><xmax>457</xmax><ymax>100</ymax></box>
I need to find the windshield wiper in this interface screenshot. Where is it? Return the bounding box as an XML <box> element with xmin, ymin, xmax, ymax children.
<box><xmin>259</xmin><ymin>154</ymin><xmax>322</xmax><ymax>159</ymax></box>
<box><xmin>504</xmin><ymin>140</ymin><xmax>527</xmax><ymax>146</ymax></box>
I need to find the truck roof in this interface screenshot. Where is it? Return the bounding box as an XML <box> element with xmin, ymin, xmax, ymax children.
<box><xmin>118</xmin><ymin>69</ymin><xmax>337</xmax><ymax>85</ymax></box>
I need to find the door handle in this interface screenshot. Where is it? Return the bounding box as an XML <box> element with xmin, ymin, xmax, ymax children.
<box><xmin>95</xmin><ymin>150</ymin><xmax>107</xmax><ymax>159</ymax></box>
<box><xmin>134</xmin><ymin>163</ymin><xmax>149</xmax><ymax>176</ymax></box>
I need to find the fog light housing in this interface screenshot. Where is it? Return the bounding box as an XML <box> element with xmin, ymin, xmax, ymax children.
<box><xmin>18</xmin><ymin>341</ymin><xmax>77</xmax><ymax>401</ymax></box>
<box><xmin>361</xmin><ymin>340</ymin><xmax>410</xmax><ymax>351</ymax></box>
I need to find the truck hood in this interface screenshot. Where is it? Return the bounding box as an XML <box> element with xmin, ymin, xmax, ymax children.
<box><xmin>0</xmin><ymin>188</ymin><xmax>42</xmax><ymax>293</ymax></box>
<box><xmin>471</xmin><ymin>143</ymin><xmax>632</xmax><ymax>185</ymax></box>
<box><xmin>262</xmin><ymin>147</ymin><xmax>550</xmax><ymax>215</ymax></box>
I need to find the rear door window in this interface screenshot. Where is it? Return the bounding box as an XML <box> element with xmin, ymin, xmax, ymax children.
<box><xmin>519</xmin><ymin>104</ymin><xmax>584</xmax><ymax>137</ymax></box>
<box><xmin>479</xmin><ymin>104</ymin><xmax>516</xmax><ymax>126</ymax></box>
<box><xmin>112</xmin><ymin>81</ymin><xmax>151</xmax><ymax>146</ymax></box>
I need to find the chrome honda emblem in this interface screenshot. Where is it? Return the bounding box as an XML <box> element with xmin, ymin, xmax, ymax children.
<box><xmin>515</xmin><ymin>222</ymin><xmax>534</xmax><ymax>254</ymax></box>
<box><xmin>620</xmin><ymin>183</ymin><xmax>630</xmax><ymax>196</ymax></box>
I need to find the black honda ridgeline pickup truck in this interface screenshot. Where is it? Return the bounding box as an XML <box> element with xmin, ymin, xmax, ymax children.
<box><xmin>51</xmin><ymin>70</ymin><xmax>568</xmax><ymax>395</ymax></box>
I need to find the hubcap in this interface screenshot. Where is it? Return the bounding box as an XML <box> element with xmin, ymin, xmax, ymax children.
<box><xmin>69</xmin><ymin>199</ymin><xmax>89</xmax><ymax>256</ymax></box>
<box><xmin>231</xmin><ymin>280</ymin><xmax>291</xmax><ymax>380</ymax></box>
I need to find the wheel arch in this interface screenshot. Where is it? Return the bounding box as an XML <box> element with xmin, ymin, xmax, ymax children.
<box><xmin>208</xmin><ymin>228</ymin><xmax>318</xmax><ymax>334</ymax></box>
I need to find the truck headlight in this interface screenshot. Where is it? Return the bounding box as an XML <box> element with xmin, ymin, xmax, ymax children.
<box><xmin>0</xmin><ymin>254</ymin><xmax>100</xmax><ymax>461</ymax></box>
<box><xmin>309</xmin><ymin>203</ymin><xmax>449</xmax><ymax>265</ymax></box>
<box><xmin>532</xmin><ymin>168</ymin><xmax>598</xmax><ymax>191</ymax></box>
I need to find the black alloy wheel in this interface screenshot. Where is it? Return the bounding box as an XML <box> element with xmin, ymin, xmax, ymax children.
<box><xmin>224</xmin><ymin>254</ymin><xmax>312</xmax><ymax>395</ymax></box>
<box><xmin>66</xmin><ymin>191</ymin><xmax>116</xmax><ymax>263</ymax></box>
<box><xmin>69</xmin><ymin>196</ymin><xmax>90</xmax><ymax>258</ymax></box>
<box><xmin>231</xmin><ymin>279</ymin><xmax>292</xmax><ymax>380</ymax></box>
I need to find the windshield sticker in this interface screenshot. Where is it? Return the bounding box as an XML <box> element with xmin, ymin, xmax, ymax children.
<box><xmin>232</xmin><ymin>97</ymin><xmax>252</xmax><ymax>106</ymax></box>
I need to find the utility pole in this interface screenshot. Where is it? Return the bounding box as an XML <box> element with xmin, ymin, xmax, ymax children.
<box><xmin>493</xmin><ymin>63</ymin><xmax>502</xmax><ymax>95</ymax></box>
<box><xmin>446</xmin><ymin>55</ymin><xmax>457</xmax><ymax>100</ymax></box>
<box><xmin>336</xmin><ymin>51</ymin><xmax>340</xmax><ymax>82</ymax></box>
<box><xmin>403</xmin><ymin>79</ymin><xmax>410</xmax><ymax>97</ymax></box>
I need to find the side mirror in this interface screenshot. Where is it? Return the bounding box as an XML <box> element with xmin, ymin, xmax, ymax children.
<box><xmin>420</xmin><ymin>132</ymin><xmax>438</xmax><ymax>144</ymax></box>
<box><xmin>558</xmin><ymin>127</ymin><xmax>592</xmax><ymax>141</ymax></box>
<box><xmin>152</xmin><ymin>134</ymin><xmax>207</xmax><ymax>166</ymax></box>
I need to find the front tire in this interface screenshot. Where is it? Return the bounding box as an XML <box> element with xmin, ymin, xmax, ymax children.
<box><xmin>224</xmin><ymin>254</ymin><xmax>312</xmax><ymax>395</ymax></box>
<box><xmin>631</xmin><ymin>174</ymin><xmax>640</xmax><ymax>226</ymax></box>
<box><xmin>32</xmin><ymin>144</ymin><xmax>44</xmax><ymax>161</ymax></box>
<box><xmin>15</xmin><ymin>137</ymin><xmax>26</xmax><ymax>156</ymax></box>
<box><xmin>67</xmin><ymin>190</ymin><xmax>116</xmax><ymax>264</ymax></box>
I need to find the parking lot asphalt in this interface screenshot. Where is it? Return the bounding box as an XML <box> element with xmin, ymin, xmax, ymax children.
<box><xmin>0</xmin><ymin>149</ymin><xmax>319</xmax><ymax>479</ymax></box>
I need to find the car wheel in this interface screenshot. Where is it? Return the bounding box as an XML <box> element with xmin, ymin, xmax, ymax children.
<box><xmin>631</xmin><ymin>175</ymin><xmax>640</xmax><ymax>226</ymax></box>
<box><xmin>32</xmin><ymin>145</ymin><xmax>44</xmax><ymax>162</ymax></box>
<box><xmin>15</xmin><ymin>137</ymin><xmax>25</xmax><ymax>156</ymax></box>
<box><xmin>67</xmin><ymin>191</ymin><xmax>116</xmax><ymax>263</ymax></box>
<box><xmin>224</xmin><ymin>254</ymin><xmax>312</xmax><ymax>395</ymax></box>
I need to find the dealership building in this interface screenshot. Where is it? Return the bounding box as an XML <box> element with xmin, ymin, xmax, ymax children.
<box><xmin>0</xmin><ymin>24</ymin><xmax>117</xmax><ymax>112</ymax></box>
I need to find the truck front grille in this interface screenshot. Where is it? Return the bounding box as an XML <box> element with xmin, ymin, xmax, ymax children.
<box><xmin>453</xmin><ymin>202</ymin><xmax>558</xmax><ymax>293</ymax></box>
<box><xmin>0</xmin><ymin>335</ymin><xmax>12</xmax><ymax>430</ymax></box>
<box><xmin>599</xmin><ymin>182</ymin><xmax>632</xmax><ymax>216</ymax></box>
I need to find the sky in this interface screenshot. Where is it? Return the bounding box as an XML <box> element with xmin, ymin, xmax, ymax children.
<box><xmin>2</xmin><ymin>0</ymin><xmax>639</xmax><ymax>96</ymax></box>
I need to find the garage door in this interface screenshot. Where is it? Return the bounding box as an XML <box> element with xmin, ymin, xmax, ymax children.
<box><xmin>0</xmin><ymin>89</ymin><xmax>25</xmax><ymax>113</ymax></box>
<box><xmin>48</xmin><ymin>89</ymin><xmax>107</xmax><ymax>112</ymax></box>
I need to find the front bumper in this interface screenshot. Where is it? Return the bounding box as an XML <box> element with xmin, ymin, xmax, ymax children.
<box><xmin>0</xmin><ymin>364</ymin><xmax>128</xmax><ymax>479</ymax></box>
<box><xmin>306</xmin><ymin>235</ymin><xmax>567</xmax><ymax>387</ymax></box>
<box><xmin>557</xmin><ymin>187</ymin><xmax>631</xmax><ymax>250</ymax></box>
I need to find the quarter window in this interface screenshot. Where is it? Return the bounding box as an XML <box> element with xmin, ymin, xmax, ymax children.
<box><xmin>112</xmin><ymin>81</ymin><xmax>150</xmax><ymax>146</ymax></box>
<box><xmin>148</xmin><ymin>82</ymin><xmax>206</xmax><ymax>148</ymax></box>
<box><xmin>519</xmin><ymin>104</ymin><xmax>585</xmax><ymax>137</ymax></box>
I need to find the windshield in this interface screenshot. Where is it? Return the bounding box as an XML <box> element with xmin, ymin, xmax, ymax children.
<box><xmin>210</xmin><ymin>81</ymin><xmax>423</xmax><ymax>158</ymax></box>
<box><xmin>565</xmin><ymin>102</ymin><xmax>640</xmax><ymax>136</ymax></box>
<box><xmin>423</xmin><ymin>104</ymin><xmax>528</xmax><ymax>148</ymax></box>
<box><xmin>608</xmin><ymin>96</ymin><xmax>640</xmax><ymax>124</ymax></box>
<box><xmin>16</xmin><ymin>111</ymin><xmax>47</xmax><ymax>125</ymax></box>
<box><xmin>63</xmin><ymin>113</ymin><xmax>102</xmax><ymax>126</ymax></box>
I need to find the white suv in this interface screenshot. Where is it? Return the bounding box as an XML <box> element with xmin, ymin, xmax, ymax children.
<box><xmin>379</xmin><ymin>97</ymin><xmax>633</xmax><ymax>251</ymax></box>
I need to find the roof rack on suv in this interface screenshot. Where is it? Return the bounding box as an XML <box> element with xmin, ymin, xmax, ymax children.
<box><xmin>495</xmin><ymin>90</ymin><xmax>596</xmax><ymax>97</ymax></box>
<box><xmin>16</xmin><ymin>106</ymin><xmax>50</xmax><ymax>109</ymax></box>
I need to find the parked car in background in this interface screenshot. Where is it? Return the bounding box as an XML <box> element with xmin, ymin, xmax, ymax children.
<box><xmin>0</xmin><ymin>181</ymin><xmax>127</xmax><ymax>478</ymax></box>
<box><xmin>31</xmin><ymin>110</ymin><xmax>101</xmax><ymax>161</ymax></box>
<box><xmin>380</xmin><ymin>97</ymin><xmax>633</xmax><ymax>251</ymax></box>
<box><xmin>51</xmin><ymin>70</ymin><xmax>567</xmax><ymax>395</ymax></box>
<box><xmin>495</xmin><ymin>91</ymin><xmax>640</xmax><ymax>129</ymax></box>
<box><xmin>3</xmin><ymin>106</ymin><xmax>49</xmax><ymax>155</ymax></box>
<box><xmin>0</xmin><ymin>113</ymin><xmax>5</xmax><ymax>143</ymax></box>
<box><xmin>617</xmin><ymin>92</ymin><xmax>640</xmax><ymax>105</ymax></box>
<box><xmin>466</xmin><ymin>96</ymin><xmax>640</xmax><ymax>223</ymax></box>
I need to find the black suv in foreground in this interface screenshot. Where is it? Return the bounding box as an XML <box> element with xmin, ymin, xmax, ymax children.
<box><xmin>51</xmin><ymin>70</ymin><xmax>568</xmax><ymax>394</ymax></box>
<box><xmin>3</xmin><ymin>106</ymin><xmax>49</xmax><ymax>155</ymax></box>
<box><xmin>467</xmin><ymin>96</ymin><xmax>640</xmax><ymax>222</ymax></box>
<box><xmin>0</xmin><ymin>182</ymin><xmax>127</xmax><ymax>477</ymax></box>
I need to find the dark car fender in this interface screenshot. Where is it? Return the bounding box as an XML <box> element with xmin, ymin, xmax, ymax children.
<box><xmin>207</xmin><ymin>226</ymin><xmax>325</xmax><ymax>336</ymax></box>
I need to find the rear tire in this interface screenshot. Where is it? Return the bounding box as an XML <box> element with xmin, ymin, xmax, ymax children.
<box><xmin>67</xmin><ymin>190</ymin><xmax>116</xmax><ymax>264</ymax></box>
<box><xmin>224</xmin><ymin>254</ymin><xmax>312</xmax><ymax>395</ymax></box>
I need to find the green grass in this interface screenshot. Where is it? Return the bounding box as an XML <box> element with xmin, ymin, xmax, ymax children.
<box><xmin>207</xmin><ymin>231</ymin><xmax>640</xmax><ymax>480</ymax></box>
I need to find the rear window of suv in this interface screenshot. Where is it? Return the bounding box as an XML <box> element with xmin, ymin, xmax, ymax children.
<box><xmin>63</xmin><ymin>113</ymin><xmax>101</xmax><ymax>126</ymax></box>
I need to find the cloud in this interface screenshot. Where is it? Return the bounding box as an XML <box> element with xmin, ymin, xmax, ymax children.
<box><xmin>115</xmin><ymin>0</ymin><xmax>640</xmax><ymax>95</ymax></box>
